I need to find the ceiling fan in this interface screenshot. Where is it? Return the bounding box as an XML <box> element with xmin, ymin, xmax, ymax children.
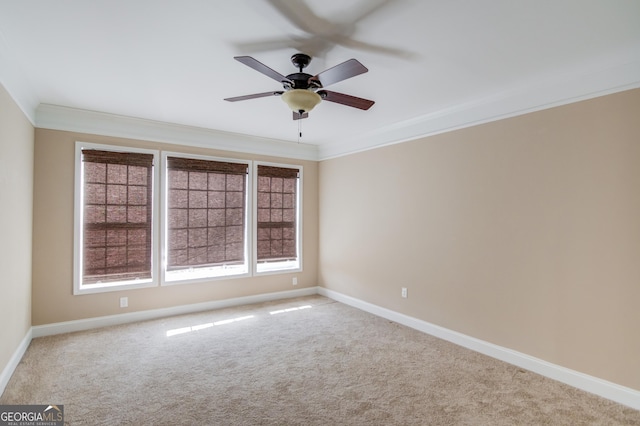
<box><xmin>224</xmin><ymin>53</ymin><xmax>374</xmax><ymax>120</ymax></box>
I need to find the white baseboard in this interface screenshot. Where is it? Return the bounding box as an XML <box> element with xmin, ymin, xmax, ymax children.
<box><xmin>318</xmin><ymin>287</ymin><xmax>640</xmax><ymax>411</ymax></box>
<box><xmin>0</xmin><ymin>328</ymin><xmax>32</xmax><ymax>396</ymax></box>
<box><xmin>32</xmin><ymin>287</ymin><xmax>318</xmax><ymax>338</ymax></box>
<box><xmin>9</xmin><ymin>286</ymin><xmax>639</xmax><ymax>411</ymax></box>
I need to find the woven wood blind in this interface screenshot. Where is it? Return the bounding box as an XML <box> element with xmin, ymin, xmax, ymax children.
<box><xmin>82</xmin><ymin>149</ymin><xmax>154</xmax><ymax>284</ymax></box>
<box><xmin>166</xmin><ymin>157</ymin><xmax>248</xmax><ymax>270</ymax></box>
<box><xmin>257</xmin><ymin>165</ymin><xmax>299</xmax><ymax>262</ymax></box>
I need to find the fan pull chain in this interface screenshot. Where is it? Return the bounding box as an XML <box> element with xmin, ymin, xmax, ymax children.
<box><xmin>297</xmin><ymin>115</ymin><xmax>302</xmax><ymax>143</ymax></box>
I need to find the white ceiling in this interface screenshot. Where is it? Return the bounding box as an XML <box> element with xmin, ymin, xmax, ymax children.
<box><xmin>1</xmin><ymin>0</ymin><xmax>639</xmax><ymax>159</ymax></box>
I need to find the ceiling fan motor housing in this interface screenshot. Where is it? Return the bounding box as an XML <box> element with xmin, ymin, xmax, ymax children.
<box><xmin>283</xmin><ymin>72</ymin><xmax>319</xmax><ymax>90</ymax></box>
<box><xmin>283</xmin><ymin>53</ymin><xmax>322</xmax><ymax>90</ymax></box>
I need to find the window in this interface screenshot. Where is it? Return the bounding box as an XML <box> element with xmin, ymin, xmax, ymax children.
<box><xmin>255</xmin><ymin>164</ymin><xmax>301</xmax><ymax>273</ymax></box>
<box><xmin>74</xmin><ymin>143</ymin><xmax>159</xmax><ymax>294</ymax></box>
<box><xmin>74</xmin><ymin>144</ymin><xmax>303</xmax><ymax>294</ymax></box>
<box><xmin>163</xmin><ymin>154</ymin><xmax>250</xmax><ymax>283</ymax></box>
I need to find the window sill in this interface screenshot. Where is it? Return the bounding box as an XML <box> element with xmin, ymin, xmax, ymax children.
<box><xmin>74</xmin><ymin>278</ymin><xmax>156</xmax><ymax>295</ymax></box>
<box><xmin>162</xmin><ymin>264</ymin><xmax>250</xmax><ymax>285</ymax></box>
<box><xmin>255</xmin><ymin>260</ymin><xmax>301</xmax><ymax>275</ymax></box>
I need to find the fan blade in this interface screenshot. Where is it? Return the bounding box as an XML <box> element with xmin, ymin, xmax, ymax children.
<box><xmin>233</xmin><ymin>36</ymin><xmax>304</xmax><ymax>55</ymax></box>
<box><xmin>327</xmin><ymin>36</ymin><xmax>416</xmax><ymax>60</ymax></box>
<box><xmin>248</xmin><ymin>0</ymin><xmax>412</xmax><ymax>59</ymax></box>
<box><xmin>293</xmin><ymin>111</ymin><xmax>309</xmax><ymax>120</ymax></box>
<box><xmin>234</xmin><ymin>56</ymin><xmax>292</xmax><ymax>84</ymax></box>
<box><xmin>311</xmin><ymin>59</ymin><xmax>368</xmax><ymax>88</ymax></box>
<box><xmin>265</xmin><ymin>0</ymin><xmax>327</xmax><ymax>35</ymax></box>
<box><xmin>348</xmin><ymin>0</ymin><xmax>395</xmax><ymax>24</ymax></box>
<box><xmin>234</xmin><ymin>35</ymin><xmax>330</xmax><ymax>59</ymax></box>
<box><xmin>224</xmin><ymin>91</ymin><xmax>283</xmax><ymax>102</ymax></box>
<box><xmin>319</xmin><ymin>90</ymin><xmax>374</xmax><ymax>110</ymax></box>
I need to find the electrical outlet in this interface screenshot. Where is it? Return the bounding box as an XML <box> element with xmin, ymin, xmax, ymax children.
<box><xmin>292</xmin><ymin>277</ymin><xmax>298</xmax><ymax>286</ymax></box>
<box><xmin>401</xmin><ymin>287</ymin><xmax>408</xmax><ymax>298</ymax></box>
<box><xmin>120</xmin><ymin>297</ymin><xmax>128</xmax><ymax>308</ymax></box>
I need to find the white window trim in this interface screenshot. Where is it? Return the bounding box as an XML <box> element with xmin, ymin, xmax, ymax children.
<box><xmin>253</xmin><ymin>161</ymin><xmax>303</xmax><ymax>275</ymax></box>
<box><xmin>160</xmin><ymin>152</ymin><xmax>252</xmax><ymax>286</ymax></box>
<box><xmin>73</xmin><ymin>142</ymin><xmax>160</xmax><ymax>295</ymax></box>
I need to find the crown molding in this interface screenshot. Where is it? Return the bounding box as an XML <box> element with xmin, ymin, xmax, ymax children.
<box><xmin>318</xmin><ymin>55</ymin><xmax>640</xmax><ymax>160</ymax></box>
<box><xmin>35</xmin><ymin>104</ymin><xmax>319</xmax><ymax>161</ymax></box>
<box><xmin>7</xmin><ymin>37</ymin><xmax>639</xmax><ymax>162</ymax></box>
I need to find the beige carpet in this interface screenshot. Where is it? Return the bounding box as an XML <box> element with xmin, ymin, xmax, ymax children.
<box><xmin>2</xmin><ymin>295</ymin><xmax>639</xmax><ymax>425</ymax></box>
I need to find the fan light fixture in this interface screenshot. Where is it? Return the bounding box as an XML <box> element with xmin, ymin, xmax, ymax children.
<box><xmin>281</xmin><ymin>89</ymin><xmax>322</xmax><ymax>113</ymax></box>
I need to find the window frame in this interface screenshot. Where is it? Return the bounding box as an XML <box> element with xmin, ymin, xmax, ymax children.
<box><xmin>160</xmin><ymin>152</ymin><xmax>252</xmax><ymax>286</ymax></box>
<box><xmin>73</xmin><ymin>142</ymin><xmax>160</xmax><ymax>295</ymax></box>
<box><xmin>253</xmin><ymin>161</ymin><xmax>303</xmax><ymax>275</ymax></box>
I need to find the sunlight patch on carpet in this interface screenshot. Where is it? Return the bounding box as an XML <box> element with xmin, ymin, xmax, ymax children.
<box><xmin>166</xmin><ymin>315</ymin><xmax>254</xmax><ymax>337</ymax></box>
<box><xmin>269</xmin><ymin>305</ymin><xmax>312</xmax><ymax>315</ymax></box>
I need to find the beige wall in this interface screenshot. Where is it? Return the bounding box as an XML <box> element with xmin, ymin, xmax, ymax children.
<box><xmin>13</xmin><ymin>86</ymin><xmax>640</xmax><ymax>394</ymax></box>
<box><xmin>318</xmin><ymin>89</ymin><xmax>640</xmax><ymax>391</ymax></box>
<box><xmin>0</xmin><ymin>84</ymin><xmax>34</xmax><ymax>375</ymax></box>
<box><xmin>32</xmin><ymin>129</ymin><xmax>318</xmax><ymax>325</ymax></box>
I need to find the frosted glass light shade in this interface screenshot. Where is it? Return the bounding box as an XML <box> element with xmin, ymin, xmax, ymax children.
<box><xmin>281</xmin><ymin>89</ymin><xmax>322</xmax><ymax>113</ymax></box>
